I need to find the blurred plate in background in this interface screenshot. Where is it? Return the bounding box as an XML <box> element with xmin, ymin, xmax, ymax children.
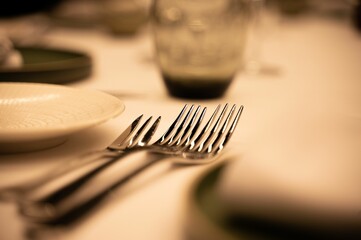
<box><xmin>0</xmin><ymin>46</ymin><xmax>92</xmax><ymax>84</ymax></box>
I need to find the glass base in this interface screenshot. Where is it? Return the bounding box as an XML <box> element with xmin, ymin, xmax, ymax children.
<box><xmin>162</xmin><ymin>74</ymin><xmax>233</xmax><ymax>99</ymax></box>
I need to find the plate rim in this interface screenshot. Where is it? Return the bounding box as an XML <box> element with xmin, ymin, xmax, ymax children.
<box><xmin>0</xmin><ymin>46</ymin><xmax>92</xmax><ymax>84</ymax></box>
<box><xmin>0</xmin><ymin>82</ymin><xmax>125</xmax><ymax>142</ymax></box>
<box><xmin>0</xmin><ymin>46</ymin><xmax>92</xmax><ymax>72</ymax></box>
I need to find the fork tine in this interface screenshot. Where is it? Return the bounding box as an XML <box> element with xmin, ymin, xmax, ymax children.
<box><xmin>211</xmin><ymin>105</ymin><xmax>244</xmax><ymax>154</ymax></box>
<box><xmin>167</xmin><ymin>105</ymin><xmax>195</xmax><ymax>145</ymax></box>
<box><xmin>187</xmin><ymin>104</ymin><xmax>220</xmax><ymax>150</ymax></box>
<box><xmin>107</xmin><ymin>115</ymin><xmax>143</xmax><ymax>150</ymax></box>
<box><xmin>202</xmin><ymin>104</ymin><xmax>236</xmax><ymax>153</ymax></box>
<box><xmin>128</xmin><ymin>116</ymin><xmax>153</xmax><ymax>147</ymax></box>
<box><xmin>155</xmin><ymin>104</ymin><xmax>188</xmax><ymax>144</ymax></box>
<box><xmin>138</xmin><ymin>116</ymin><xmax>161</xmax><ymax>147</ymax></box>
<box><xmin>185</xmin><ymin>106</ymin><xmax>207</xmax><ymax>146</ymax></box>
<box><xmin>191</xmin><ymin>104</ymin><xmax>227</xmax><ymax>152</ymax></box>
<box><xmin>176</xmin><ymin>105</ymin><xmax>204</xmax><ymax>147</ymax></box>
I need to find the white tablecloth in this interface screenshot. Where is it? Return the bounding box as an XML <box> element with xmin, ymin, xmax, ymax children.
<box><xmin>1</xmin><ymin>15</ymin><xmax>361</xmax><ymax>240</ymax></box>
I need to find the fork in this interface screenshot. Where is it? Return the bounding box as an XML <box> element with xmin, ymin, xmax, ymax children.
<box><xmin>15</xmin><ymin>105</ymin><xmax>193</xmax><ymax>204</ymax></box>
<box><xmin>0</xmin><ymin>114</ymin><xmax>161</xmax><ymax>202</ymax></box>
<box><xmin>19</xmin><ymin>104</ymin><xmax>203</xmax><ymax>204</ymax></box>
<box><xmin>20</xmin><ymin>104</ymin><xmax>243</xmax><ymax>224</ymax></box>
<box><xmin>16</xmin><ymin>104</ymin><xmax>193</xmax><ymax>204</ymax></box>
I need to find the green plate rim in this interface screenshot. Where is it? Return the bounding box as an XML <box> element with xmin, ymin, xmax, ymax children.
<box><xmin>0</xmin><ymin>46</ymin><xmax>92</xmax><ymax>84</ymax></box>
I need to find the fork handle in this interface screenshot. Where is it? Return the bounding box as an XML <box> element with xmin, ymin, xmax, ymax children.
<box><xmin>0</xmin><ymin>150</ymin><xmax>121</xmax><ymax>202</ymax></box>
<box><xmin>20</xmin><ymin>151</ymin><xmax>162</xmax><ymax>224</ymax></box>
<box><xmin>18</xmin><ymin>149</ymin><xmax>141</xmax><ymax>207</ymax></box>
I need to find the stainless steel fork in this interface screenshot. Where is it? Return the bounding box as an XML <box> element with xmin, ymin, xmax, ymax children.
<box><xmin>15</xmin><ymin>104</ymin><xmax>193</xmax><ymax>204</ymax></box>
<box><xmin>20</xmin><ymin>104</ymin><xmax>243</xmax><ymax>224</ymax></box>
<box><xmin>148</xmin><ymin>104</ymin><xmax>243</xmax><ymax>164</ymax></box>
<box><xmin>0</xmin><ymin>114</ymin><xmax>161</xmax><ymax>202</ymax></box>
<box><xmin>16</xmin><ymin>105</ymin><xmax>197</xmax><ymax>204</ymax></box>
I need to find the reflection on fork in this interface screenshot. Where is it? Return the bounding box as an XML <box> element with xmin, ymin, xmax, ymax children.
<box><xmin>20</xmin><ymin>104</ymin><xmax>244</xmax><ymax>225</ymax></box>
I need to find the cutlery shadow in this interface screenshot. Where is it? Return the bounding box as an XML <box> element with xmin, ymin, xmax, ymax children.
<box><xmin>22</xmin><ymin>166</ymin><xmax>164</xmax><ymax>238</ymax></box>
<box><xmin>22</xmin><ymin>155</ymin><xmax>228</xmax><ymax>240</ymax></box>
<box><xmin>21</xmin><ymin>153</ymin><xmax>209</xmax><ymax>239</ymax></box>
<box><xmin>21</xmin><ymin>155</ymin><xmax>173</xmax><ymax>228</ymax></box>
<box><xmin>0</xmin><ymin>126</ymin><xmax>117</xmax><ymax>194</ymax></box>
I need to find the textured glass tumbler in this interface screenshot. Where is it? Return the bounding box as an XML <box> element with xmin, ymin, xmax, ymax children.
<box><xmin>151</xmin><ymin>0</ymin><xmax>250</xmax><ymax>99</ymax></box>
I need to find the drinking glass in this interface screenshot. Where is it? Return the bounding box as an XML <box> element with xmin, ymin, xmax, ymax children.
<box><xmin>151</xmin><ymin>0</ymin><xmax>250</xmax><ymax>99</ymax></box>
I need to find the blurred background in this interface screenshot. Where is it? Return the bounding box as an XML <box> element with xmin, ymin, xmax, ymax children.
<box><xmin>1</xmin><ymin>0</ymin><xmax>360</xmax><ymax>90</ymax></box>
<box><xmin>0</xmin><ymin>0</ymin><xmax>151</xmax><ymax>39</ymax></box>
<box><xmin>0</xmin><ymin>0</ymin><xmax>361</xmax><ymax>79</ymax></box>
<box><xmin>0</xmin><ymin>0</ymin><xmax>360</xmax><ymax>50</ymax></box>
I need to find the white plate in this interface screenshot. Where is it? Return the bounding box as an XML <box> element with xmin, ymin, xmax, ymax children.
<box><xmin>0</xmin><ymin>82</ymin><xmax>125</xmax><ymax>153</ymax></box>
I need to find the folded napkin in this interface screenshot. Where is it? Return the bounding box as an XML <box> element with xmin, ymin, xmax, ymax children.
<box><xmin>216</xmin><ymin>82</ymin><xmax>361</xmax><ymax>237</ymax></box>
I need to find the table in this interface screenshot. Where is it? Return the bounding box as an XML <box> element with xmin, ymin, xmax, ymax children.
<box><xmin>1</xmin><ymin>14</ymin><xmax>361</xmax><ymax>240</ymax></box>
